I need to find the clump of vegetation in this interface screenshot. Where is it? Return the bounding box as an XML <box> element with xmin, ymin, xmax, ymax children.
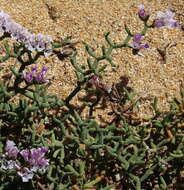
<box><xmin>0</xmin><ymin>6</ymin><xmax>183</xmax><ymax>190</ymax></box>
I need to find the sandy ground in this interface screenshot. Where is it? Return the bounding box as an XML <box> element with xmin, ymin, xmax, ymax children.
<box><xmin>0</xmin><ymin>0</ymin><xmax>184</xmax><ymax>121</ymax></box>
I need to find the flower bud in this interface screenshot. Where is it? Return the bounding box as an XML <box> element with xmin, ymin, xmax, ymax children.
<box><xmin>138</xmin><ymin>5</ymin><xmax>151</xmax><ymax>22</ymax></box>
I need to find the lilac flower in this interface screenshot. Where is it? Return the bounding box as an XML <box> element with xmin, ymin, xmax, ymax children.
<box><xmin>20</xmin><ymin>147</ymin><xmax>49</xmax><ymax>169</ymax></box>
<box><xmin>0</xmin><ymin>140</ymin><xmax>19</xmax><ymax>170</ymax></box>
<box><xmin>19</xmin><ymin>147</ymin><xmax>49</xmax><ymax>180</ymax></box>
<box><xmin>25</xmin><ymin>33</ymin><xmax>53</xmax><ymax>56</ymax></box>
<box><xmin>0</xmin><ymin>11</ymin><xmax>53</xmax><ymax>56</ymax></box>
<box><xmin>138</xmin><ymin>5</ymin><xmax>151</xmax><ymax>22</ymax></box>
<box><xmin>0</xmin><ymin>140</ymin><xmax>49</xmax><ymax>182</ymax></box>
<box><xmin>4</xmin><ymin>140</ymin><xmax>19</xmax><ymax>159</ymax></box>
<box><xmin>30</xmin><ymin>65</ymin><xmax>37</xmax><ymax>74</ymax></box>
<box><xmin>1</xmin><ymin>160</ymin><xmax>19</xmax><ymax>170</ymax></box>
<box><xmin>19</xmin><ymin>147</ymin><xmax>49</xmax><ymax>182</ymax></box>
<box><xmin>30</xmin><ymin>147</ymin><xmax>49</xmax><ymax>169</ymax></box>
<box><xmin>36</xmin><ymin>34</ymin><xmax>53</xmax><ymax>54</ymax></box>
<box><xmin>5</xmin><ymin>21</ymin><xmax>28</xmax><ymax>42</ymax></box>
<box><xmin>20</xmin><ymin>149</ymin><xmax>30</xmax><ymax>162</ymax></box>
<box><xmin>0</xmin><ymin>11</ymin><xmax>10</xmax><ymax>24</ymax></box>
<box><xmin>132</xmin><ymin>34</ymin><xmax>149</xmax><ymax>50</ymax></box>
<box><xmin>154</xmin><ymin>10</ymin><xmax>178</xmax><ymax>28</ymax></box>
<box><xmin>17</xmin><ymin>167</ymin><xmax>34</xmax><ymax>182</ymax></box>
<box><xmin>0</xmin><ymin>11</ymin><xmax>10</xmax><ymax>35</ymax></box>
<box><xmin>22</xmin><ymin>66</ymin><xmax>49</xmax><ymax>84</ymax></box>
<box><xmin>22</xmin><ymin>72</ymin><xmax>33</xmax><ymax>83</ymax></box>
<box><xmin>17</xmin><ymin>147</ymin><xmax>49</xmax><ymax>182</ymax></box>
<box><xmin>35</xmin><ymin>66</ymin><xmax>49</xmax><ymax>83</ymax></box>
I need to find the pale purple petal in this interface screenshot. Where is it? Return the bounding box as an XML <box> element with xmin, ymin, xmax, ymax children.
<box><xmin>23</xmin><ymin>66</ymin><xmax>49</xmax><ymax>84</ymax></box>
<box><xmin>17</xmin><ymin>167</ymin><xmax>34</xmax><ymax>182</ymax></box>
<box><xmin>138</xmin><ymin>5</ymin><xmax>144</xmax><ymax>10</ymax></box>
<box><xmin>0</xmin><ymin>11</ymin><xmax>10</xmax><ymax>35</ymax></box>
<box><xmin>133</xmin><ymin>34</ymin><xmax>143</xmax><ymax>43</ymax></box>
<box><xmin>5</xmin><ymin>140</ymin><xmax>16</xmax><ymax>150</ymax></box>
<box><xmin>0</xmin><ymin>11</ymin><xmax>53</xmax><ymax>55</ymax></box>
<box><xmin>1</xmin><ymin>141</ymin><xmax>49</xmax><ymax>183</ymax></box>
<box><xmin>30</xmin><ymin>65</ymin><xmax>37</xmax><ymax>77</ymax></box>
<box><xmin>1</xmin><ymin>160</ymin><xmax>18</xmax><ymax>170</ymax></box>
<box><xmin>154</xmin><ymin>18</ymin><xmax>165</xmax><ymax>28</ymax></box>
<box><xmin>20</xmin><ymin>149</ymin><xmax>30</xmax><ymax>162</ymax></box>
<box><xmin>5</xmin><ymin>140</ymin><xmax>19</xmax><ymax>158</ymax></box>
<box><xmin>29</xmin><ymin>147</ymin><xmax>49</xmax><ymax>167</ymax></box>
<box><xmin>0</xmin><ymin>11</ymin><xmax>10</xmax><ymax>22</ymax></box>
<box><xmin>132</xmin><ymin>34</ymin><xmax>149</xmax><ymax>50</ymax></box>
<box><xmin>157</xmin><ymin>11</ymin><xmax>166</xmax><ymax>19</ymax></box>
<box><xmin>138</xmin><ymin>5</ymin><xmax>151</xmax><ymax>21</ymax></box>
<box><xmin>154</xmin><ymin>10</ymin><xmax>178</xmax><ymax>28</ymax></box>
<box><xmin>166</xmin><ymin>10</ymin><xmax>175</xmax><ymax>18</ymax></box>
<box><xmin>141</xmin><ymin>43</ymin><xmax>149</xmax><ymax>49</ymax></box>
<box><xmin>22</xmin><ymin>71</ymin><xmax>33</xmax><ymax>83</ymax></box>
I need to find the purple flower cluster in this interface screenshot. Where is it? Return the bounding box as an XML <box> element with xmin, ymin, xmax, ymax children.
<box><xmin>154</xmin><ymin>10</ymin><xmax>178</xmax><ymax>28</ymax></box>
<box><xmin>132</xmin><ymin>34</ymin><xmax>149</xmax><ymax>50</ymax></box>
<box><xmin>138</xmin><ymin>5</ymin><xmax>178</xmax><ymax>28</ymax></box>
<box><xmin>22</xmin><ymin>65</ymin><xmax>49</xmax><ymax>84</ymax></box>
<box><xmin>0</xmin><ymin>140</ymin><xmax>20</xmax><ymax>170</ymax></box>
<box><xmin>20</xmin><ymin>147</ymin><xmax>49</xmax><ymax>168</ymax></box>
<box><xmin>134</xmin><ymin>5</ymin><xmax>179</xmax><ymax>56</ymax></box>
<box><xmin>0</xmin><ymin>11</ymin><xmax>53</xmax><ymax>56</ymax></box>
<box><xmin>0</xmin><ymin>140</ymin><xmax>49</xmax><ymax>182</ymax></box>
